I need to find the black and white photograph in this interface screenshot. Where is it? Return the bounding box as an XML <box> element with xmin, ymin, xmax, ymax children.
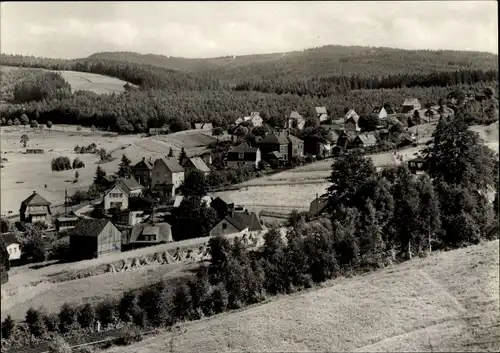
<box><xmin>0</xmin><ymin>1</ymin><xmax>498</xmax><ymax>352</ymax></box>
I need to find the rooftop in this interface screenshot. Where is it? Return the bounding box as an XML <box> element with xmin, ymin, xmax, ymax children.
<box><xmin>72</xmin><ymin>219</ymin><xmax>110</xmax><ymax>237</ymax></box>
<box><xmin>21</xmin><ymin>191</ymin><xmax>51</xmax><ymax>206</ymax></box>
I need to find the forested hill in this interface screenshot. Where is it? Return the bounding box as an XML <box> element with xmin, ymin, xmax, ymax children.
<box><xmin>87</xmin><ymin>45</ymin><xmax>499</xmax><ymax>83</ymax></box>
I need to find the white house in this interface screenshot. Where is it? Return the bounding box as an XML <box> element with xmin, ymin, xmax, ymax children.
<box><xmin>152</xmin><ymin>158</ymin><xmax>185</xmax><ymax>197</ymax></box>
<box><xmin>103</xmin><ymin>184</ymin><xmax>129</xmax><ymax>211</ymax></box>
<box><xmin>249</xmin><ymin>112</ymin><xmax>263</xmax><ymax>127</ymax></box>
<box><xmin>309</xmin><ymin>106</ymin><xmax>329</xmax><ymax>122</ymax></box>
<box><xmin>373</xmin><ymin>107</ymin><xmax>388</xmax><ymax>120</ymax></box>
<box><xmin>288</xmin><ymin>111</ymin><xmax>306</xmax><ymax>130</ymax></box>
<box><xmin>116</xmin><ymin>177</ymin><xmax>143</xmax><ymax>198</ymax></box>
<box><xmin>2</xmin><ymin>233</ymin><xmax>21</xmax><ymax>261</ymax></box>
<box><xmin>402</xmin><ymin>98</ymin><xmax>422</xmax><ymax>113</ymax></box>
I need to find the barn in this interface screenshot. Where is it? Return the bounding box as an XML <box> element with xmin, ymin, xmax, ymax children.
<box><xmin>69</xmin><ymin>219</ymin><xmax>122</xmax><ymax>261</ymax></box>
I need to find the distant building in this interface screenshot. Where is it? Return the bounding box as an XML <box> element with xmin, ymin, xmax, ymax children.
<box><xmin>288</xmin><ymin>111</ymin><xmax>306</xmax><ymax>130</ymax></box>
<box><xmin>337</xmin><ymin>130</ymin><xmax>359</xmax><ymax>149</ymax></box>
<box><xmin>344</xmin><ymin>109</ymin><xmax>360</xmax><ymax>123</ymax></box>
<box><xmin>210</xmin><ymin>196</ymin><xmax>235</xmax><ymax>218</ymax></box>
<box><xmin>69</xmin><ymin>219</ymin><xmax>122</xmax><ymax>260</ymax></box>
<box><xmin>408</xmin><ymin>157</ymin><xmax>427</xmax><ymax>175</ymax></box>
<box><xmin>55</xmin><ymin>215</ymin><xmax>80</xmax><ymax>232</ymax></box>
<box><xmin>256</xmin><ymin>130</ymin><xmax>303</xmax><ymax>162</ymax></box>
<box><xmin>209</xmin><ymin>209</ymin><xmax>264</xmax><ymax>238</ymax></box>
<box><xmin>308</xmin><ymin>106</ymin><xmax>329</xmax><ymax>122</ymax></box>
<box><xmin>116</xmin><ymin>177</ymin><xmax>143</xmax><ymax>198</ymax></box>
<box><xmin>122</xmin><ymin>222</ymin><xmax>173</xmax><ymax>250</ymax></box>
<box><xmin>226</xmin><ymin>143</ymin><xmax>261</xmax><ymax>169</ymax></box>
<box><xmin>20</xmin><ymin>191</ymin><xmax>52</xmax><ymax>225</ymax></box>
<box><xmin>402</xmin><ymin>98</ymin><xmax>422</xmax><ymax>114</ymax></box>
<box><xmin>2</xmin><ymin>233</ymin><xmax>21</xmax><ymax>261</ymax></box>
<box><xmin>152</xmin><ymin>158</ymin><xmax>185</xmax><ymax>197</ymax></box>
<box><xmin>103</xmin><ymin>184</ymin><xmax>129</xmax><ymax>211</ymax></box>
<box><xmin>132</xmin><ymin>157</ymin><xmax>155</xmax><ymax>187</ymax></box>
<box><xmin>344</xmin><ymin>111</ymin><xmax>361</xmax><ymax>132</ymax></box>
<box><xmin>303</xmin><ymin>134</ymin><xmax>333</xmax><ymax>157</ymax></box>
<box><xmin>372</xmin><ymin>107</ymin><xmax>388</xmax><ymax>120</ymax></box>
<box><xmin>249</xmin><ymin>112</ymin><xmax>263</xmax><ymax>127</ymax></box>
<box><xmin>25</xmin><ymin>148</ymin><xmax>44</xmax><ymax>154</ymax></box>
<box><xmin>148</xmin><ymin>126</ymin><xmax>170</xmax><ymax>135</ymax></box>
<box><xmin>194</xmin><ymin>123</ymin><xmax>213</xmax><ymax>130</ymax></box>
<box><xmin>309</xmin><ymin>197</ymin><xmax>329</xmax><ymax>218</ymax></box>
<box><xmin>350</xmin><ymin>133</ymin><xmax>378</xmax><ymax>149</ymax></box>
<box><xmin>181</xmin><ymin>157</ymin><xmax>211</xmax><ymax>177</ymax></box>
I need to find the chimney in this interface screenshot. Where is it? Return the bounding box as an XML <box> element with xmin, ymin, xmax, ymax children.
<box><xmin>142</xmin><ymin>157</ymin><xmax>145</xmax><ymax>161</ymax></box>
<box><xmin>33</xmin><ymin>190</ymin><xmax>36</xmax><ymax>194</ymax></box>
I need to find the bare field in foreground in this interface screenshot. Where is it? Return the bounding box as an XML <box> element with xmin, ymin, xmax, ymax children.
<box><xmin>105</xmin><ymin>240</ymin><xmax>500</xmax><ymax>353</ymax></box>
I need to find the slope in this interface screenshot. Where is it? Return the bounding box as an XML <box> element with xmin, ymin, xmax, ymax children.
<box><xmin>88</xmin><ymin>45</ymin><xmax>499</xmax><ymax>82</ymax></box>
<box><xmin>105</xmin><ymin>240</ymin><xmax>500</xmax><ymax>353</ymax></box>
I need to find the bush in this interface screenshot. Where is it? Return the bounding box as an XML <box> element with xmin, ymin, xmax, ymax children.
<box><xmin>77</xmin><ymin>303</ymin><xmax>96</xmax><ymax>329</ymax></box>
<box><xmin>25</xmin><ymin>307</ymin><xmax>47</xmax><ymax>337</ymax></box>
<box><xmin>96</xmin><ymin>299</ymin><xmax>118</xmax><ymax>328</ymax></box>
<box><xmin>115</xmin><ymin>327</ymin><xmax>142</xmax><ymax>346</ymax></box>
<box><xmin>1</xmin><ymin>315</ymin><xmax>15</xmax><ymax>339</ymax></box>
<box><xmin>118</xmin><ymin>291</ymin><xmax>138</xmax><ymax>323</ymax></box>
<box><xmin>47</xmin><ymin>336</ymin><xmax>71</xmax><ymax>353</ymax></box>
<box><xmin>173</xmin><ymin>283</ymin><xmax>193</xmax><ymax>321</ymax></box>
<box><xmin>210</xmin><ymin>284</ymin><xmax>229</xmax><ymax>314</ymax></box>
<box><xmin>44</xmin><ymin>312</ymin><xmax>60</xmax><ymax>333</ymax></box>
<box><xmin>51</xmin><ymin>156</ymin><xmax>72</xmax><ymax>171</ymax></box>
<box><xmin>72</xmin><ymin>158</ymin><xmax>85</xmax><ymax>169</ymax></box>
<box><xmin>58</xmin><ymin>303</ymin><xmax>78</xmax><ymax>333</ymax></box>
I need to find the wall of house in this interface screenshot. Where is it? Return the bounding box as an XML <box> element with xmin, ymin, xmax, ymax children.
<box><xmin>133</xmin><ymin>170</ymin><xmax>152</xmax><ymax>187</ymax></box>
<box><xmin>30</xmin><ymin>214</ymin><xmax>50</xmax><ymax>224</ymax></box>
<box><xmin>172</xmin><ymin>171</ymin><xmax>185</xmax><ymax>189</ymax></box>
<box><xmin>97</xmin><ymin>222</ymin><xmax>122</xmax><ymax>256</ymax></box>
<box><xmin>152</xmin><ymin>163</ymin><xmax>170</xmax><ymax>186</ymax></box>
<box><xmin>104</xmin><ymin>186</ymin><xmax>128</xmax><ymax>210</ymax></box>
<box><xmin>209</xmin><ymin>220</ymin><xmax>248</xmax><ymax>238</ymax></box>
<box><xmin>252</xmin><ymin>117</ymin><xmax>263</xmax><ymax>127</ymax></box>
<box><xmin>289</xmin><ymin>142</ymin><xmax>304</xmax><ymax>159</ymax></box>
<box><xmin>7</xmin><ymin>244</ymin><xmax>21</xmax><ymax>261</ymax></box>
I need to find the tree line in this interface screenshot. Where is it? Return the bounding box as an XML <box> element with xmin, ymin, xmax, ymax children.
<box><xmin>233</xmin><ymin>69</ymin><xmax>499</xmax><ymax>96</ymax></box>
<box><xmin>1</xmin><ymin>82</ymin><xmax>496</xmax><ymax>133</ymax></box>
<box><xmin>2</xmin><ymin>110</ymin><xmax>497</xmax><ymax>349</ymax></box>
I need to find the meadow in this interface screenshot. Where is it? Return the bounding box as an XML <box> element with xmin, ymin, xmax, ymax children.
<box><xmin>105</xmin><ymin>239</ymin><xmax>500</xmax><ymax>353</ymax></box>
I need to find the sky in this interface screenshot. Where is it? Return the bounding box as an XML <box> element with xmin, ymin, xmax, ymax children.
<box><xmin>1</xmin><ymin>1</ymin><xmax>498</xmax><ymax>59</ymax></box>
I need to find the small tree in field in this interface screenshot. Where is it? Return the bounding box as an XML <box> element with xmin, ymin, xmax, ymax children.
<box><xmin>7</xmin><ymin>119</ymin><xmax>13</xmax><ymax>126</ymax></box>
<box><xmin>31</xmin><ymin>120</ymin><xmax>38</xmax><ymax>132</ymax></box>
<box><xmin>20</xmin><ymin>134</ymin><xmax>29</xmax><ymax>148</ymax></box>
<box><xmin>13</xmin><ymin>118</ymin><xmax>20</xmax><ymax>126</ymax></box>
<box><xmin>20</xmin><ymin>113</ymin><xmax>29</xmax><ymax>129</ymax></box>
<box><xmin>74</xmin><ymin>171</ymin><xmax>80</xmax><ymax>183</ymax></box>
<box><xmin>76</xmin><ymin>126</ymin><xmax>82</xmax><ymax>132</ymax></box>
<box><xmin>46</xmin><ymin>121</ymin><xmax>53</xmax><ymax>133</ymax></box>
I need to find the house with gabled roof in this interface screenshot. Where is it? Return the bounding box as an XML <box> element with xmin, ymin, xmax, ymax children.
<box><xmin>402</xmin><ymin>98</ymin><xmax>422</xmax><ymax>113</ymax></box>
<box><xmin>256</xmin><ymin>130</ymin><xmax>303</xmax><ymax>162</ymax></box>
<box><xmin>344</xmin><ymin>109</ymin><xmax>360</xmax><ymax>122</ymax></box>
<box><xmin>104</xmin><ymin>184</ymin><xmax>129</xmax><ymax>211</ymax></box>
<box><xmin>2</xmin><ymin>233</ymin><xmax>21</xmax><ymax>261</ymax></box>
<box><xmin>151</xmin><ymin>157</ymin><xmax>185</xmax><ymax>197</ymax></box>
<box><xmin>181</xmin><ymin>157</ymin><xmax>211</xmax><ymax>177</ymax></box>
<box><xmin>122</xmin><ymin>222</ymin><xmax>173</xmax><ymax>250</ymax></box>
<box><xmin>132</xmin><ymin>157</ymin><xmax>155</xmax><ymax>187</ymax></box>
<box><xmin>350</xmin><ymin>133</ymin><xmax>378</xmax><ymax>149</ymax></box>
<box><xmin>226</xmin><ymin>143</ymin><xmax>261</xmax><ymax>169</ymax></box>
<box><xmin>20</xmin><ymin>191</ymin><xmax>52</xmax><ymax>225</ymax></box>
<box><xmin>209</xmin><ymin>208</ymin><xmax>264</xmax><ymax>237</ymax></box>
<box><xmin>211</xmin><ymin>195</ymin><xmax>235</xmax><ymax>218</ymax></box>
<box><xmin>309</xmin><ymin>197</ymin><xmax>329</xmax><ymax>218</ymax></box>
<box><xmin>337</xmin><ymin>130</ymin><xmax>359</xmax><ymax>149</ymax></box>
<box><xmin>249</xmin><ymin>112</ymin><xmax>263</xmax><ymax>127</ymax></box>
<box><xmin>344</xmin><ymin>110</ymin><xmax>361</xmax><ymax>132</ymax></box>
<box><xmin>372</xmin><ymin>107</ymin><xmax>388</xmax><ymax>120</ymax></box>
<box><xmin>69</xmin><ymin>219</ymin><xmax>122</xmax><ymax>260</ymax></box>
<box><xmin>288</xmin><ymin>111</ymin><xmax>306</xmax><ymax>130</ymax></box>
<box><xmin>116</xmin><ymin>177</ymin><xmax>143</xmax><ymax>198</ymax></box>
<box><xmin>308</xmin><ymin>106</ymin><xmax>329</xmax><ymax>122</ymax></box>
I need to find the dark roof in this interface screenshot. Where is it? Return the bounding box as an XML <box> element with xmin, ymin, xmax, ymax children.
<box><xmin>117</xmin><ymin>177</ymin><xmax>143</xmax><ymax>193</ymax></box>
<box><xmin>72</xmin><ymin>219</ymin><xmax>110</xmax><ymax>237</ymax></box>
<box><xmin>21</xmin><ymin>192</ymin><xmax>51</xmax><ymax>206</ymax></box>
<box><xmin>155</xmin><ymin>157</ymin><xmax>184</xmax><ymax>173</ymax></box>
<box><xmin>221</xmin><ymin>215</ymin><xmax>246</xmax><ymax>231</ymax></box>
<box><xmin>229</xmin><ymin>143</ymin><xmax>259</xmax><ymax>153</ymax></box>
<box><xmin>2</xmin><ymin>233</ymin><xmax>20</xmax><ymax>246</ymax></box>
<box><xmin>258</xmin><ymin>131</ymin><xmax>289</xmax><ymax>145</ymax></box>
<box><xmin>187</xmin><ymin>157</ymin><xmax>211</xmax><ymax>173</ymax></box>
<box><xmin>233</xmin><ymin>211</ymin><xmax>263</xmax><ymax>232</ymax></box>
<box><xmin>287</xmin><ymin>134</ymin><xmax>303</xmax><ymax>145</ymax></box>
<box><xmin>126</xmin><ymin>222</ymin><xmax>172</xmax><ymax>244</ymax></box>
<box><xmin>103</xmin><ymin>175</ymin><xmax>117</xmax><ymax>183</ymax></box>
<box><xmin>309</xmin><ymin>197</ymin><xmax>329</xmax><ymax>215</ymax></box>
<box><xmin>211</xmin><ymin>195</ymin><xmax>234</xmax><ymax>206</ymax></box>
<box><xmin>133</xmin><ymin>158</ymin><xmax>155</xmax><ymax>170</ymax></box>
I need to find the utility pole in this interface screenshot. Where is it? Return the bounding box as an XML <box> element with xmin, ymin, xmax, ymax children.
<box><xmin>316</xmin><ymin>193</ymin><xmax>319</xmax><ymax>219</ymax></box>
<box><xmin>65</xmin><ymin>187</ymin><xmax>68</xmax><ymax>214</ymax></box>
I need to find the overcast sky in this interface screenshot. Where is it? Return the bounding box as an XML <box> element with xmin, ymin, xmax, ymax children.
<box><xmin>1</xmin><ymin>1</ymin><xmax>497</xmax><ymax>59</ymax></box>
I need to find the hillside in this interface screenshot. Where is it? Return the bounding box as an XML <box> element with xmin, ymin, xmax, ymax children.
<box><xmin>88</xmin><ymin>45</ymin><xmax>499</xmax><ymax>83</ymax></box>
<box><xmin>105</xmin><ymin>240</ymin><xmax>500</xmax><ymax>353</ymax></box>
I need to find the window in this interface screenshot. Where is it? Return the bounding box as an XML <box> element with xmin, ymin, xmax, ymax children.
<box><xmin>417</xmin><ymin>163</ymin><xmax>423</xmax><ymax>168</ymax></box>
<box><xmin>238</xmin><ymin>153</ymin><xmax>244</xmax><ymax>160</ymax></box>
<box><xmin>222</xmin><ymin>223</ymin><xmax>228</xmax><ymax>230</ymax></box>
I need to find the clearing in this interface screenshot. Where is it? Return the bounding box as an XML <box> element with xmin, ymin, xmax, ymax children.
<box><xmin>0</xmin><ymin>65</ymin><xmax>134</xmax><ymax>95</ymax></box>
<box><xmin>105</xmin><ymin>240</ymin><xmax>500</xmax><ymax>353</ymax></box>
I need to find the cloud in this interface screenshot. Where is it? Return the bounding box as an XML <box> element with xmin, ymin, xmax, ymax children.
<box><xmin>0</xmin><ymin>1</ymin><xmax>497</xmax><ymax>59</ymax></box>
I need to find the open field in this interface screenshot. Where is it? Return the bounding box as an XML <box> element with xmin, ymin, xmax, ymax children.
<box><xmin>1</xmin><ymin>262</ymin><xmax>197</xmax><ymax>321</ymax></box>
<box><xmin>470</xmin><ymin>121</ymin><xmax>499</xmax><ymax>154</ymax></box>
<box><xmin>1</xmin><ymin>65</ymin><xmax>134</xmax><ymax>95</ymax></box>
<box><xmin>0</xmin><ymin>127</ymin><xmax>217</xmax><ymax>216</ymax></box>
<box><xmin>105</xmin><ymin>240</ymin><xmax>500</xmax><ymax>353</ymax></box>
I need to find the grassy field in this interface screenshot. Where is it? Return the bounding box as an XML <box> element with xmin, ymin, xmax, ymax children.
<box><xmin>0</xmin><ymin>126</ymin><xmax>218</xmax><ymax>216</ymax></box>
<box><xmin>105</xmin><ymin>240</ymin><xmax>500</xmax><ymax>353</ymax></box>
<box><xmin>0</xmin><ymin>65</ymin><xmax>133</xmax><ymax>95</ymax></box>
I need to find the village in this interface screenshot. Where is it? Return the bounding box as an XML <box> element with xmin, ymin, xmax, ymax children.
<box><xmin>0</xmin><ymin>95</ymin><xmax>458</xmax><ymax>268</ymax></box>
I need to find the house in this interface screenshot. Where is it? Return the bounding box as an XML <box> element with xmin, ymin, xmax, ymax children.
<box><xmin>181</xmin><ymin>157</ymin><xmax>211</xmax><ymax>177</ymax></box>
<box><xmin>249</xmin><ymin>112</ymin><xmax>263</xmax><ymax>127</ymax></box>
<box><xmin>288</xmin><ymin>111</ymin><xmax>306</xmax><ymax>130</ymax></box>
<box><xmin>200</xmin><ymin>152</ymin><xmax>212</xmax><ymax>166</ymax></box>
<box><xmin>151</xmin><ymin>158</ymin><xmax>185</xmax><ymax>197</ymax></box>
<box><xmin>103</xmin><ymin>184</ymin><xmax>129</xmax><ymax>211</ymax></box>
<box><xmin>2</xmin><ymin>233</ymin><xmax>21</xmax><ymax>261</ymax></box>
<box><xmin>337</xmin><ymin>130</ymin><xmax>359</xmax><ymax>149</ymax></box>
<box><xmin>26</xmin><ymin>148</ymin><xmax>44</xmax><ymax>154</ymax></box>
<box><xmin>350</xmin><ymin>133</ymin><xmax>378</xmax><ymax>149</ymax></box>
<box><xmin>309</xmin><ymin>197</ymin><xmax>329</xmax><ymax>218</ymax></box>
<box><xmin>132</xmin><ymin>157</ymin><xmax>155</xmax><ymax>187</ymax></box>
<box><xmin>303</xmin><ymin>134</ymin><xmax>333</xmax><ymax>157</ymax></box>
<box><xmin>344</xmin><ymin>111</ymin><xmax>361</xmax><ymax>132</ymax></box>
<box><xmin>344</xmin><ymin>109</ymin><xmax>360</xmax><ymax>124</ymax></box>
<box><xmin>397</xmin><ymin>132</ymin><xmax>416</xmax><ymax>148</ymax></box>
<box><xmin>308</xmin><ymin>106</ymin><xmax>329</xmax><ymax>122</ymax></box>
<box><xmin>408</xmin><ymin>157</ymin><xmax>426</xmax><ymax>175</ymax></box>
<box><xmin>55</xmin><ymin>215</ymin><xmax>80</xmax><ymax>232</ymax></box>
<box><xmin>194</xmin><ymin>123</ymin><xmax>213</xmax><ymax>130</ymax></box>
<box><xmin>69</xmin><ymin>219</ymin><xmax>122</xmax><ymax>260</ymax></box>
<box><xmin>256</xmin><ymin>130</ymin><xmax>303</xmax><ymax>162</ymax></box>
<box><xmin>210</xmin><ymin>196</ymin><xmax>235</xmax><ymax>218</ymax></box>
<box><xmin>101</xmin><ymin>175</ymin><xmax>117</xmax><ymax>189</ymax></box>
<box><xmin>232</xmin><ymin>208</ymin><xmax>265</xmax><ymax>235</ymax></box>
<box><xmin>209</xmin><ymin>209</ymin><xmax>264</xmax><ymax>238</ymax></box>
<box><xmin>20</xmin><ymin>191</ymin><xmax>52</xmax><ymax>225</ymax></box>
<box><xmin>372</xmin><ymin>107</ymin><xmax>388</xmax><ymax>120</ymax></box>
<box><xmin>402</xmin><ymin>98</ymin><xmax>422</xmax><ymax>113</ymax></box>
<box><xmin>116</xmin><ymin>177</ymin><xmax>143</xmax><ymax>198</ymax></box>
<box><xmin>122</xmin><ymin>222</ymin><xmax>173</xmax><ymax>250</ymax></box>
<box><xmin>148</xmin><ymin>126</ymin><xmax>169</xmax><ymax>135</ymax></box>
<box><xmin>226</xmin><ymin>143</ymin><xmax>261</xmax><ymax>169</ymax></box>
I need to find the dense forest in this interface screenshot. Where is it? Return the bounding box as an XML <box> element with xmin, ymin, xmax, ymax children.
<box><xmin>86</xmin><ymin>45</ymin><xmax>499</xmax><ymax>83</ymax></box>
